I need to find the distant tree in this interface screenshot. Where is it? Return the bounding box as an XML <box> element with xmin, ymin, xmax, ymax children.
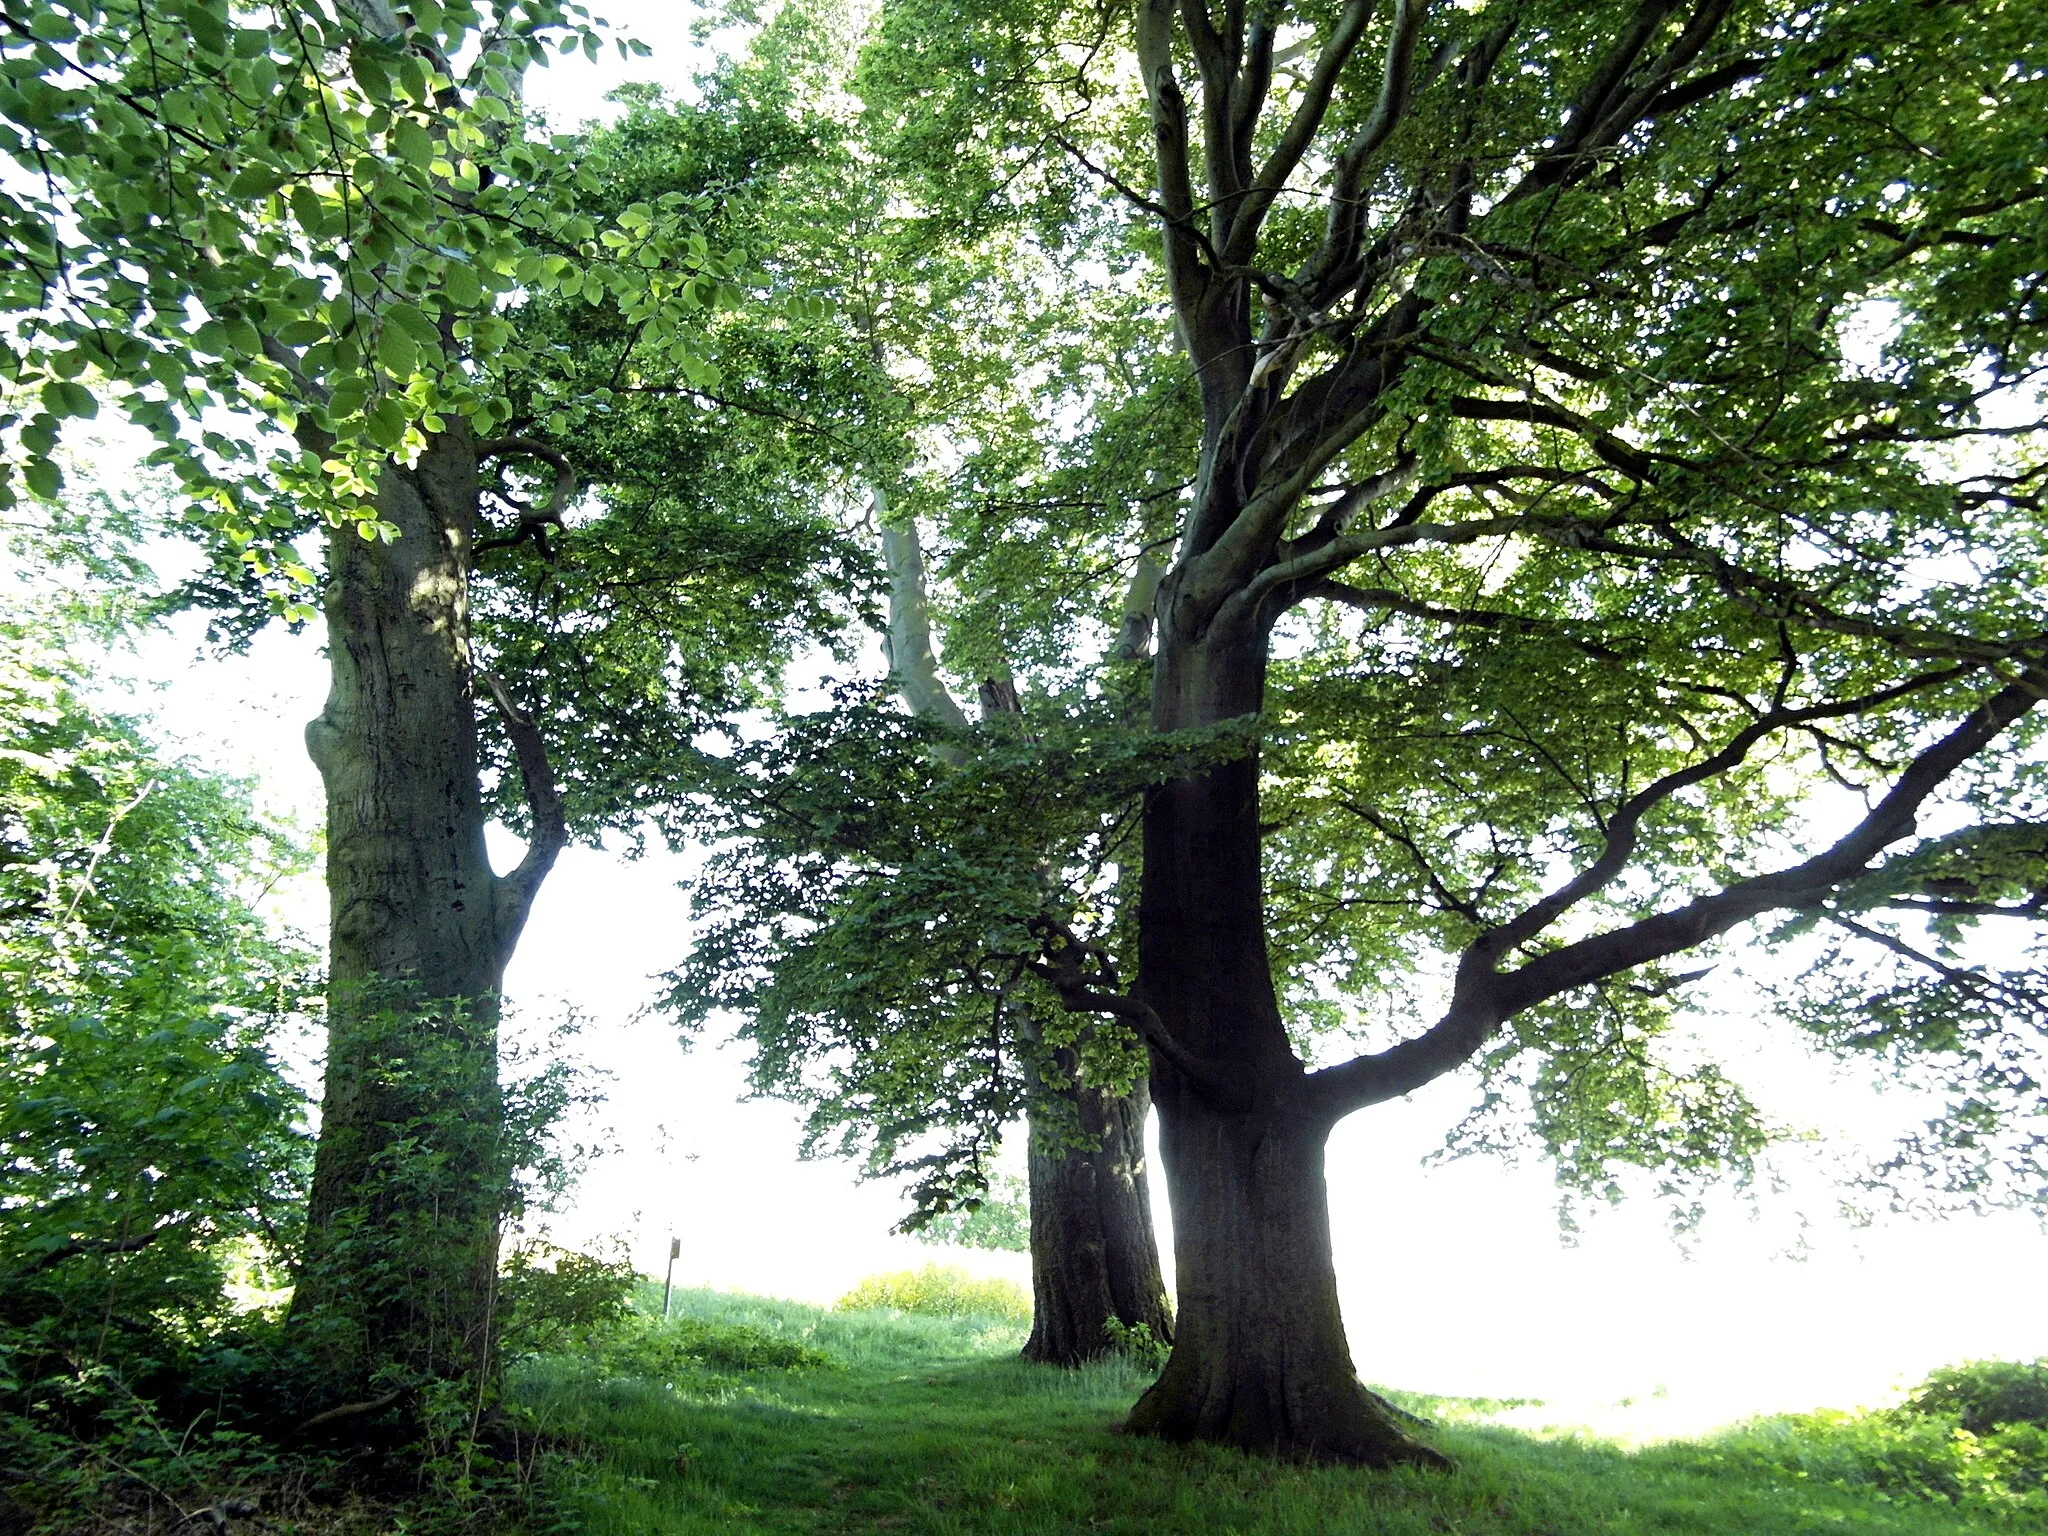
<box><xmin>822</xmin><ymin>0</ymin><xmax>2048</xmax><ymax>1467</ymax></box>
<box><xmin>547</xmin><ymin>14</ymin><xmax>1179</xmax><ymax>1367</ymax></box>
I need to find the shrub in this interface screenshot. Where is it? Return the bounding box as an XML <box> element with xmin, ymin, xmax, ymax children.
<box><xmin>1904</xmin><ymin>1359</ymin><xmax>2048</xmax><ymax>1435</ymax></box>
<box><xmin>836</xmin><ymin>1265</ymin><xmax>1031</xmax><ymax>1322</ymax></box>
<box><xmin>1101</xmin><ymin>1318</ymin><xmax>1169</xmax><ymax>1372</ymax></box>
<box><xmin>500</xmin><ymin>1240</ymin><xmax>639</xmax><ymax>1355</ymax></box>
<box><xmin>0</xmin><ymin>624</ymin><xmax>318</xmax><ymax>1393</ymax></box>
<box><xmin>599</xmin><ymin>1316</ymin><xmax>836</xmax><ymax>1379</ymax></box>
<box><xmin>1695</xmin><ymin>1360</ymin><xmax>2048</xmax><ymax>1524</ymax></box>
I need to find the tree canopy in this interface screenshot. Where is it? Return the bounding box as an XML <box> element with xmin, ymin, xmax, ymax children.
<box><xmin>659</xmin><ymin>0</ymin><xmax>2048</xmax><ymax>1465</ymax></box>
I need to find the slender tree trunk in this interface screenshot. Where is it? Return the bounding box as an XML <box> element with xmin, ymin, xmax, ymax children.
<box><xmin>1022</xmin><ymin>1071</ymin><xmax>1174</xmax><ymax>1365</ymax></box>
<box><xmin>289</xmin><ymin>427</ymin><xmax>519</xmax><ymax>1404</ymax></box>
<box><xmin>1125</xmin><ymin>623</ymin><xmax>1444</xmax><ymax>1465</ymax></box>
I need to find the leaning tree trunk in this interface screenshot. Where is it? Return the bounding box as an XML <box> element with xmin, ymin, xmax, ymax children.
<box><xmin>1124</xmin><ymin>625</ymin><xmax>1444</xmax><ymax>1466</ymax></box>
<box><xmin>1021</xmin><ymin>1068</ymin><xmax>1174</xmax><ymax>1365</ymax></box>
<box><xmin>289</xmin><ymin>426</ymin><xmax>527</xmax><ymax>1407</ymax></box>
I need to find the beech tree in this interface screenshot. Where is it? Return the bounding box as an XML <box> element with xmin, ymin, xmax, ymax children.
<box><xmin>842</xmin><ymin>0</ymin><xmax>2048</xmax><ymax>1465</ymax></box>
<box><xmin>2</xmin><ymin>0</ymin><xmax>843</xmax><ymax>1413</ymax></box>
<box><xmin>558</xmin><ymin>13</ymin><xmax>1180</xmax><ymax>1365</ymax></box>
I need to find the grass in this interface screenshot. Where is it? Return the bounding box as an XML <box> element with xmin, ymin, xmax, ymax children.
<box><xmin>510</xmin><ymin>1288</ymin><xmax>2018</xmax><ymax>1536</ymax></box>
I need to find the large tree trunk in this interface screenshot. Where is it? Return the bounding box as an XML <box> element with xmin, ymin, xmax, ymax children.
<box><xmin>289</xmin><ymin>427</ymin><xmax>519</xmax><ymax>1405</ymax></box>
<box><xmin>1125</xmin><ymin>625</ymin><xmax>1444</xmax><ymax>1466</ymax></box>
<box><xmin>1022</xmin><ymin>1073</ymin><xmax>1174</xmax><ymax>1365</ymax></box>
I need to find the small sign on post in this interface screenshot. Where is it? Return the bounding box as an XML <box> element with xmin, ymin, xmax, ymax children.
<box><xmin>662</xmin><ymin>1235</ymin><xmax>681</xmax><ymax>1321</ymax></box>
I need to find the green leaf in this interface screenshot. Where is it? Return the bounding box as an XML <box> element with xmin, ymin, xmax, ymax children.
<box><xmin>376</xmin><ymin>325</ymin><xmax>420</xmax><ymax>379</ymax></box>
<box><xmin>40</xmin><ymin>380</ymin><xmax>96</xmax><ymax>420</ymax></box>
<box><xmin>441</xmin><ymin>261</ymin><xmax>482</xmax><ymax>309</ymax></box>
<box><xmin>391</xmin><ymin>117</ymin><xmax>434</xmax><ymax>168</ymax></box>
<box><xmin>387</xmin><ymin>302</ymin><xmax>442</xmax><ymax>346</ymax></box>
<box><xmin>365</xmin><ymin>394</ymin><xmax>407</xmax><ymax>446</ymax></box>
<box><xmin>23</xmin><ymin>457</ymin><xmax>61</xmax><ymax>499</ymax></box>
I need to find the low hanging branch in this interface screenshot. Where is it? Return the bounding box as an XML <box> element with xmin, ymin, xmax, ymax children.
<box><xmin>479</xmin><ymin>671</ymin><xmax>568</xmax><ymax>957</ymax></box>
<box><xmin>1305</xmin><ymin>667</ymin><xmax>2048</xmax><ymax>1120</ymax></box>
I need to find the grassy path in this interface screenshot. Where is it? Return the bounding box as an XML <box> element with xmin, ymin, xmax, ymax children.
<box><xmin>513</xmin><ymin>1291</ymin><xmax>2006</xmax><ymax>1536</ymax></box>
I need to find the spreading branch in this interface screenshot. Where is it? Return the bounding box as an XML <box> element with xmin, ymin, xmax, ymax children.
<box><xmin>1306</xmin><ymin>669</ymin><xmax>2046</xmax><ymax>1118</ymax></box>
<box><xmin>480</xmin><ymin>671</ymin><xmax>568</xmax><ymax>956</ymax></box>
<box><xmin>1470</xmin><ymin>663</ymin><xmax>1975</xmax><ymax>963</ymax></box>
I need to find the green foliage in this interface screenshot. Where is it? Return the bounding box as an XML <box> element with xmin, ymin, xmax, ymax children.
<box><xmin>836</xmin><ymin>1265</ymin><xmax>1033</xmax><ymax>1323</ymax></box>
<box><xmin>606</xmin><ymin>1317</ymin><xmax>837</xmax><ymax>1378</ymax></box>
<box><xmin>669</xmin><ymin>695</ymin><xmax>1251</xmax><ymax>1218</ymax></box>
<box><xmin>0</xmin><ymin>556</ymin><xmax>324</xmax><ymax>1530</ymax></box>
<box><xmin>1698</xmin><ymin>1364</ymin><xmax>2048</xmax><ymax>1525</ymax></box>
<box><xmin>475</xmin><ymin>79</ymin><xmax>875</xmax><ymax>849</ymax></box>
<box><xmin>0</xmin><ymin>0</ymin><xmax>740</xmax><ymax>607</ymax></box>
<box><xmin>815</xmin><ymin>0</ymin><xmax>2048</xmax><ymax>1224</ymax></box>
<box><xmin>500</xmin><ymin>1239</ymin><xmax>641</xmax><ymax>1356</ymax></box>
<box><xmin>1100</xmin><ymin>1318</ymin><xmax>1168</xmax><ymax>1373</ymax></box>
<box><xmin>1905</xmin><ymin>1362</ymin><xmax>2048</xmax><ymax>1438</ymax></box>
<box><xmin>915</xmin><ymin>1170</ymin><xmax>1029</xmax><ymax>1253</ymax></box>
<box><xmin>0</xmin><ymin>612</ymin><xmax>314</xmax><ymax>1388</ymax></box>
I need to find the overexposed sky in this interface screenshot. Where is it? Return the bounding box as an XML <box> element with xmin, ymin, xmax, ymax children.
<box><xmin>65</xmin><ymin>1</ymin><xmax>2048</xmax><ymax>1442</ymax></box>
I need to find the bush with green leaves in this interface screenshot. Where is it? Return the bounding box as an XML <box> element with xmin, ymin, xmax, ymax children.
<box><xmin>0</xmin><ymin>604</ymin><xmax>321</xmax><ymax>1527</ymax></box>
<box><xmin>1905</xmin><ymin>1360</ymin><xmax>2048</xmax><ymax>1437</ymax></box>
<box><xmin>1691</xmin><ymin>1361</ymin><xmax>2048</xmax><ymax>1524</ymax></box>
<box><xmin>499</xmin><ymin>1240</ymin><xmax>641</xmax><ymax>1358</ymax></box>
<box><xmin>836</xmin><ymin>1265</ymin><xmax>1032</xmax><ymax>1323</ymax></box>
<box><xmin>600</xmin><ymin>1317</ymin><xmax>838</xmax><ymax>1379</ymax></box>
<box><xmin>0</xmin><ymin>619</ymin><xmax>316</xmax><ymax>1388</ymax></box>
<box><xmin>1101</xmin><ymin>1319</ymin><xmax>1169</xmax><ymax>1373</ymax></box>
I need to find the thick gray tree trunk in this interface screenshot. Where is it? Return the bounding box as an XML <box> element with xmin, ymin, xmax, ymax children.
<box><xmin>289</xmin><ymin>426</ymin><xmax>561</xmax><ymax>1408</ymax></box>
<box><xmin>1122</xmin><ymin>616</ymin><xmax>1439</xmax><ymax>1465</ymax></box>
<box><xmin>1021</xmin><ymin>1066</ymin><xmax>1174</xmax><ymax>1364</ymax></box>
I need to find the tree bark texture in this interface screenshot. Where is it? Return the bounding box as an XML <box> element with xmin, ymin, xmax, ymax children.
<box><xmin>290</xmin><ymin>426</ymin><xmax>527</xmax><ymax>1403</ymax></box>
<box><xmin>1127</xmin><ymin>629</ymin><xmax>1443</xmax><ymax>1465</ymax></box>
<box><xmin>1128</xmin><ymin>1087</ymin><xmax>1437</xmax><ymax>1463</ymax></box>
<box><xmin>1021</xmin><ymin>1072</ymin><xmax>1174</xmax><ymax>1365</ymax></box>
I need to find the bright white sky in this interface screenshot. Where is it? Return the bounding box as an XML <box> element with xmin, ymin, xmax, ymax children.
<box><xmin>63</xmin><ymin>1</ymin><xmax>2048</xmax><ymax>1445</ymax></box>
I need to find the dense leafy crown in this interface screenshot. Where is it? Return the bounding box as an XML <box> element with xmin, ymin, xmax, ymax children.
<box><xmin>680</xmin><ymin>0</ymin><xmax>2048</xmax><ymax>1219</ymax></box>
<box><xmin>0</xmin><ymin>0</ymin><xmax>743</xmax><ymax>614</ymax></box>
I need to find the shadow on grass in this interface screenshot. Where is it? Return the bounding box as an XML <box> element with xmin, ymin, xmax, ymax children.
<box><xmin>514</xmin><ymin>1290</ymin><xmax>2012</xmax><ymax>1536</ymax></box>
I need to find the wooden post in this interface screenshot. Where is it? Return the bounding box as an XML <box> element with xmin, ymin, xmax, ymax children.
<box><xmin>663</xmin><ymin>1235</ymin><xmax>680</xmax><ymax>1320</ymax></box>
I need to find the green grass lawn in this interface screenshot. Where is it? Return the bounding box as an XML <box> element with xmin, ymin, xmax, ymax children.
<box><xmin>510</xmin><ymin>1289</ymin><xmax>2015</xmax><ymax>1536</ymax></box>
